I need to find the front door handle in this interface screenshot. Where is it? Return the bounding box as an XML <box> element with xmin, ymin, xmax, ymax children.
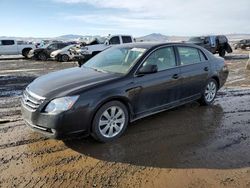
<box><xmin>172</xmin><ymin>74</ymin><xmax>179</xmax><ymax>79</ymax></box>
<box><xmin>204</xmin><ymin>67</ymin><xmax>209</xmax><ymax>71</ymax></box>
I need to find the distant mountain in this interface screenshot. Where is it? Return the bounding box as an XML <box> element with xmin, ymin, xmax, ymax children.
<box><xmin>137</xmin><ymin>33</ymin><xmax>169</xmax><ymax>42</ymax></box>
<box><xmin>56</xmin><ymin>34</ymin><xmax>85</xmax><ymax>40</ymax></box>
<box><xmin>226</xmin><ymin>34</ymin><xmax>250</xmax><ymax>41</ymax></box>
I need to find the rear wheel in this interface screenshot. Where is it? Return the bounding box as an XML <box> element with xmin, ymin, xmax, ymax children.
<box><xmin>219</xmin><ymin>49</ymin><xmax>226</xmax><ymax>57</ymax></box>
<box><xmin>38</xmin><ymin>52</ymin><xmax>47</xmax><ymax>61</ymax></box>
<box><xmin>91</xmin><ymin>101</ymin><xmax>129</xmax><ymax>142</ymax></box>
<box><xmin>199</xmin><ymin>79</ymin><xmax>218</xmax><ymax>106</ymax></box>
<box><xmin>22</xmin><ymin>48</ymin><xmax>31</xmax><ymax>58</ymax></box>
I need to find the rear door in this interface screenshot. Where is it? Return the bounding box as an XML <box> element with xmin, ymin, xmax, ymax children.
<box><xmin>132</xmin><ymin>46</ymin><xmax>182</xmax><ymax>115</ymax></box>
<box><xmin>176</xmin><ymin>46</ymin><xmax>210</xmax><ymax>100</ymax></box>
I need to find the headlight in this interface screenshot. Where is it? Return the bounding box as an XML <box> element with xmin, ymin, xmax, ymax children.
<box><xmin>44</xmin><ymin>96</ymin><xmax>79</xmax><ymax>114</ymax></box>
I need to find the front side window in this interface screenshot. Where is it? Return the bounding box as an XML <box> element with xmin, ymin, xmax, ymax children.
<box><xmin>84</xmin><ymin>47</ymin><xmax>146</xmax><ymax>74</ymax></box>
<box><xmin>178</xmin><ymin>47</ymin><xmax>202</xmax><ymax>65</ymax></box>
<box><xmin>109</xmin><ymin>36</ymin><xmax>120</xmax><ymax>45</ymax></box>
<box><xmin>1</xmin><ymin>40</ymin><xmax>15</xmax><ymax>45</ymax></box>
<box><xmin>142</xmin><ymin>47</ymin><xmax>176</xmax><ymax>71</ymax></box>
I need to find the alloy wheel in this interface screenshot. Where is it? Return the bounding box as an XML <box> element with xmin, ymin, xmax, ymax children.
<box><xmin>205</xmin><ymin>81</ymin><xmax>217</xmax><ymax>102</ymax></box>
<box><xmin>98</xmin><ymin>106</ymin><xmax>125</xmax><ymax>138</ymax></box>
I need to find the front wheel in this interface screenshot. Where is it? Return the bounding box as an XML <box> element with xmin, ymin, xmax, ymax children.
<box><xmin>91</xmin><ymin>101</ymin><xmax>129</xmax><ymax>142</ymax></box>
<box><xmin>199</xmin><ymin>79</ymin><xmax>218</xmax><ymax>106</ymax></box>
<box><xmin>61</xmin><ymin>54</ymin><xmax>70</xmax><ymax>62</ymax></box>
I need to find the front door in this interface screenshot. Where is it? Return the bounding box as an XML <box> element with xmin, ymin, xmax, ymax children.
<box><xmin>132</xmin><ymin>46</ymin><xmax>182</xmax><ymax>116</ymax></box>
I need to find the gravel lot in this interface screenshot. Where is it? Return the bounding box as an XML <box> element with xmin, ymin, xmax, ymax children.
<box><xmin>0</xmin><ymin>52</ymin><xmax>250</xmax><ymax>188</ymax></box>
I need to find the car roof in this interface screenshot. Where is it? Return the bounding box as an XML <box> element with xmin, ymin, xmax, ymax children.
<box><xmin>115</xmin><ymin>42</ymin><xmax>203</xmax><ymax>49</ymax></box>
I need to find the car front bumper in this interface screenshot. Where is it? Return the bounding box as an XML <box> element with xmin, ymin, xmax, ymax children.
<box><xmin>21</xmin><ymin>99</ymin><xmax>90</xmax><ymax>139</ymax></box>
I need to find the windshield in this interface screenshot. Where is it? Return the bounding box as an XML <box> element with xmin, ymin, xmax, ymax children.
<box><xmin>47</xmin><ymin>43</ymin><xmax>58</xmax><ymax>50</ymax></box>
<box><xmin>83</xmin><ymin>47</ymin><xmax>146</xmax><ymax>74</ymax></box>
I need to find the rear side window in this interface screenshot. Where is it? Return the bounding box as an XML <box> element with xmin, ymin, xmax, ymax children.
<box><xmin>109</xmin><ymin>36</ymin><xmax>120</xmax><ymax>45</ymax></box>
<box><xmin>1</xmin><ymin>40</ymin><xmax>15</xmax><ymax>45</ymax></box>
<box><xmin>178</xmin><ymin>47</ymin><xmax>204</xmax><ymax>65</ymax></box>
<box><xmin>122</xmin><ymin>36</ymin><xmax>132</xmax><ymax>43</ymax></box>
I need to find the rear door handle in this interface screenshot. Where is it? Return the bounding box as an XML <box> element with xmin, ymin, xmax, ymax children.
<box><xmin>172</xmin><ymin>74</ymin><xmax>179</xmax><ymax>79</ymax></box>
<box><xmin>204</xmin><ymin>67</ymin><xmax>209</xmax><ymax>71</ymax></box>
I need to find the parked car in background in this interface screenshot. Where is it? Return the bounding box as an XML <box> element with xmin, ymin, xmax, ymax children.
<box><xmin>234</xmin><ymin>39</ymin><xmax>250</xmax><ymax>50</ymax></box>
<box><xmin>79</xmin><ymin>35</ymin><xmax>135</xmax><ymax>60</ymax></box>
<box><xmin>21</xmin><ymin>43</ymin><xmax>228</xmax><ymax>142</ymax></box>
<box><xmin>0</xmin><ymin>39</ymin><xmax>35</xmax><ymax>58</ymax></box>
<box><xmin>28</xmin><ymin>42</ymin><xmax>71</xmax><ymax>61</ymax></box>
<box><xmin>188</xmin><ymin>35</ymin><xmax>233</xmax><ymax>57</ymax></box>
<box><xmin>50</xmin><ymin>44</ymin><xmax>81</xmax><ymax>62</ymax></box>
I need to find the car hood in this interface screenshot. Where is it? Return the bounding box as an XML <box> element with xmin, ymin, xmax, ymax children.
<box><xmin>27</xmin><ymin>67</ymin><xmax>121</xmax><ymax>98</ymax></box>
<box><xmin>51</xmin><ymin>49</ymin><xmax>61</xmax><ymax>56</ymax></box>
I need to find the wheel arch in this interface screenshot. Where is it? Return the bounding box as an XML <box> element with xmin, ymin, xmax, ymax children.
<box><xmin>89</xmin><ymin>96</ymin><xmax>133</xmax><ymax>132</ymax></box>
<box><xmin>211</xmin><ymin>75</ymin><xmax>220</xmax><ymax>88</ymax></box>
<box><xmin>22</xmin><ymin>48</ymin><xmax>32</xmax><ymax>56</ymax></box>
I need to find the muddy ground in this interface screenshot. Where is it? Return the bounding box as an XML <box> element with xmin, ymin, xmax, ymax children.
<box><xmin>0</xmin><ymin>51</ymin><xmax>250</xmax><ymax>188</ymax></box>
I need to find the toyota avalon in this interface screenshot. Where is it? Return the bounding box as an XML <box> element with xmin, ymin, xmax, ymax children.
<box><xmin>21</xmin><ymin>43</ymin><xmax>229</xmax><ymax>142</ymax></box>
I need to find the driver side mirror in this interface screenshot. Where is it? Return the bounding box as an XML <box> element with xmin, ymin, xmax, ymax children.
<box><xmin>137</xmin><ymin>64</ymin><xmax>158</xmax><ymax>75</ymax></box>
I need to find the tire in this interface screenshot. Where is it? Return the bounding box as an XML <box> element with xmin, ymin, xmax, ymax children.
<box><xmin>219</xmin><ymin>49</ymin><xmax>226</xmax><ymax>57</ymax></box>
<box><xmin>22</xmin><ymin>48</ymin><xmax>31</xmax><ymax>58</ymax></box>
<box><xmin>38</xmin><ymin>52</ymin><xmax>47</xmax><ymax>61</ymax></box>
<box><xmin>61</xmin><ymin>54</ymin><xmax>70</xmax><ymax>62</ymax></box>
<box><xmin>91</xmin><ymin>101</ymin><xmax>129</xmax><ymax>142</ymax></box>
<box><xmin>199</xmin><ymin>79</ymin><xmax>218</xmax><ymax>106</ymax></box>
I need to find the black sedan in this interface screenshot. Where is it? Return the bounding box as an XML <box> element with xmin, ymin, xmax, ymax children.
<box><xmin>21</xmin><ymin>43</ymin><xmax>229</xmax><ymax>142</ymax></box>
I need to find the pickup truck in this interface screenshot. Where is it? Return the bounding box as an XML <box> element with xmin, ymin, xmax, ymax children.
<box><xmin>79</xmin><ymin>35</ymin><xmax>135</xmax><ymax>59</ymax></box>
<box><xmin>0</xmin><ymin>39</ymin><xmax>35</xmax><ymax>58</ymax></box>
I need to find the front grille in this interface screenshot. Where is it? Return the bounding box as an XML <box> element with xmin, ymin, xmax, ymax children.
<box><xmin>22</xmin><ymin>89</ymin><xmax>45</xmax><ymax>111</ymax></box>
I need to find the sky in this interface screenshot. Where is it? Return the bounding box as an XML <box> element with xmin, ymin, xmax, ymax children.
<box><xmin>0</xmin><ymin>0</ymin><xmax>249</xmax><ymax>38</ymax></box>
